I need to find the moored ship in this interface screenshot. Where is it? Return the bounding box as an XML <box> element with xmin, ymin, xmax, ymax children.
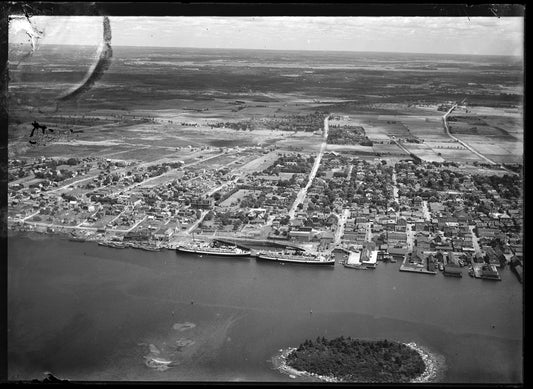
<box><xmin>255</xmin><ymin>249</ymin><xmax>335</xmax><ymax>266</ymax></box>
<box><xmin>176</xmin><ymin>241</ymin><xmax>251</xmax><ymax>257</ymax></box>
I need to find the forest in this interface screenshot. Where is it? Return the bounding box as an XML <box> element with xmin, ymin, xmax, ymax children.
<box><xmin>286</xmin><ymin>336</ymin><xmax>425</xmax><ymax>383</ymax></box>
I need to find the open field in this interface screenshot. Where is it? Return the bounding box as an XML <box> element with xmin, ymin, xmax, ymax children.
<box><xmin>8</xmin><ymin>46</ymin><xmax>522</xmax><ymax>169</ymax></box>
<box><xmin>400</xmin><ymin>143</ymin><xmax>446</xmax><ymax>162</ymax></box>
<box><xmin>325</xmin><ymin>144</ymin><xmax>375</xmax><ymax>154</ymax></box>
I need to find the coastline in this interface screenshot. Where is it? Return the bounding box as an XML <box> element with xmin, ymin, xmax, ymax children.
<box><xmin>272</xmin><ymin>341</ymin><xmax>444</xmax><ymax>383</ymax></box>
<box><xmin>272</xmin><ymin>347</ymin><xmax>342</xmax><ymax>383</ymax></box>
<box><xmin>7</xmin><ymin>226</ymin><xmax>171</xmax><ymax>251</ymax></box>
<box><xmin>403</xmin><ymin>342</ymin><xmax>444</xmax><ymax>383</ymax></box>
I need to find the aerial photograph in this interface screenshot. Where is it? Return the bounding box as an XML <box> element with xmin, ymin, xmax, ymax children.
<box><xmin>6</xmin><ymin>9</ymin><xmax>523</xmax><ymax>384</ymax></box>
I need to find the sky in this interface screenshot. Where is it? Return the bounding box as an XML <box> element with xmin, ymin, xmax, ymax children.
<box><xmin>9</xmin><ymin>16</ymin><xmax>524</xmax><ymax>56</ymax></box>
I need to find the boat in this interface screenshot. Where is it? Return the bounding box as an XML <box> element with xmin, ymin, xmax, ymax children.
<box><xmin>176</xmin><ymin>241</ymin><xmax>251</xmax><ymax>257</ymax></box>
<box><xmin>255</xmin><ymin>249</ymin><xmax>335</xmax><ymax>265</ymax></box>
<box><xmin>343</xmin><ymin>262</ymin><xmax>370</xmax><ymax>270</ymax></box>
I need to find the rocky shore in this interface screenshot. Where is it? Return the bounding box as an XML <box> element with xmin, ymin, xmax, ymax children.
<box><xmin>273</xmin><ymin>341</ymin><xmax>444</xmax><ymax>383</ymax></box>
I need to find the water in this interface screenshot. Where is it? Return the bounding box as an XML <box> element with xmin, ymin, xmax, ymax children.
<box><xmin>7</xmin><ymin>233</ymin><xmax>523</xmax><ymax>382</ymax></box>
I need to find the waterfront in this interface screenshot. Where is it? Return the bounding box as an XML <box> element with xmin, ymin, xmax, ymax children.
<box><xmin>8</xmin><ymin>232</ymin><xmax>522</xmax><ymax>382</ymax></box>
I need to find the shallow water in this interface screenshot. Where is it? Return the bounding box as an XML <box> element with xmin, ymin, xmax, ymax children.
<box><xmin>7</xmin><ymin>233</ymin><xmax>523</xmax><ymax>382</ymax></box>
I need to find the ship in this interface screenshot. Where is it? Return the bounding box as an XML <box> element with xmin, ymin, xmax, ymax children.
<box><xmin>176</xmin><ymin>240</ymin><xmax>251</xmax><ymax>257</ymax></box>
<box><xmin>255</xmin><ymin>249</ymin><xmax>335</xmax><ymax>266</ymax></box>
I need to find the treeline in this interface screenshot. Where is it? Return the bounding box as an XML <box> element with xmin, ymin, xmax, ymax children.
<box><xmin>286</xmin><ymin>336</ymin><xmax>425</xmax><ymax>383</ymax></box>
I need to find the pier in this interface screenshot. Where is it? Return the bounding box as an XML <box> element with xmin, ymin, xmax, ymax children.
<box><xmin>399</xmin><ymin>255</ymin><xmax>437</xmax><ymax>275</ymax></box>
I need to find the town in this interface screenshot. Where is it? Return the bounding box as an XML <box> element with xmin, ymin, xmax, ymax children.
<box><xmin>7</xmin><ymin>108</ymin><xmax>523</xmax><ymax>284</ymax></box>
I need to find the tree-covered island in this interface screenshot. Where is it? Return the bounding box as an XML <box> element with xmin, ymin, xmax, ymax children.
<box><xmin>285</xmin><ymin>336</ymin><xmax>426</xmax><ymax>383</ymax></box>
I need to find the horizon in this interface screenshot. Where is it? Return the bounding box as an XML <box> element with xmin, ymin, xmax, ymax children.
<box><xmin>8</xmin><ymin>16</ymin><xmax>524</xmax><ymax>58</ymax></box>
<box><xmin>10</xmin><ymin>41</ymin><xmax>524</xmax><ymax>59</ymax></box>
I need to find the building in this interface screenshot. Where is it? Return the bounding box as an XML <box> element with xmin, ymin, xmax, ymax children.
<box><xmin>443</xmin><ymin>264</ymin><xmax>462</xmax><ymax>277</ymax></box>
<box><xmin>289</xmin><ymin>230</ymin><xmax>311</xmax><ymax>242</ymax></box>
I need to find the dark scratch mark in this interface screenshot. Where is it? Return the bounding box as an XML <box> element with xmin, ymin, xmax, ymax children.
<box><xmin>30</xmin><ymin>121</ymin><xmax>48</xmax><ymax>137</ymax></box>
<box><xmin>57</xmin><ymin>16</ymin><xmax>113</xmax><ymax>102</ymax></box>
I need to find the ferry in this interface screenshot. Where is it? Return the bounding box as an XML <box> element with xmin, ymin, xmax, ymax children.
<box><xmin>255</xmin><ymin>249</ymin><xmax>335</xmax><ymax>266</ymax></box>
<box><xmin>176</xmin><ymin>241</ymin><xmax>251</xmax><ymax>257</ymax></box>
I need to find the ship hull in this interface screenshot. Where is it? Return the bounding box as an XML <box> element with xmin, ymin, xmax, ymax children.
<box><xmin>256</xmin><ymin>254</ymin><xmax>335</xmax><ymax>266</ymax></box>
<box><xmin>176</xmin><ymin>247</ymin><xmax>251</xmax><ymax>257</ymax></box>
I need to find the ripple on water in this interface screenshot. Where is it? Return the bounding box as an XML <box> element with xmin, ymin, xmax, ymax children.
<box><xmin>172</xmin><ymin>322</ymin><xmax>196</xmax><ymax>331</ymax></box>
<box><xmin>143</xmin><ymin>322</ymin><xmax>199</xmax><ymax>372</ymax></box>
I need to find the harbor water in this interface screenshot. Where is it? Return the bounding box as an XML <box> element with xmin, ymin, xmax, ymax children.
<box><xmin>7</xmin><ymin>233</ymin><xmax>522</xmax><ymax>382</ymax></box>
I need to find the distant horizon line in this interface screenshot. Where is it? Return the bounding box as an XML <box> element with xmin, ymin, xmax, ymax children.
<box><xmin>17</xmin><ymin>42</ymin><xmax>523</xmax><ymax>58</ymax></box>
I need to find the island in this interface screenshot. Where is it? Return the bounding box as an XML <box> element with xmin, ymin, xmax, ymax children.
<box><xmin>282</xmin><ymin>336</ymin><xmax>426</xmax><ymax>383</ymax></box>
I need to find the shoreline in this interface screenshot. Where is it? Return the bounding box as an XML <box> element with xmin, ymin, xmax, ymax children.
<box><xmin>272</xmin><ymin>341</ymin><xmax>444</xmax><ymax>383</ymax></box>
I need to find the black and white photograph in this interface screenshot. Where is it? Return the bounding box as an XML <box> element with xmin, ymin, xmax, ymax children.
<box><xmin>4</xmin><ymin>3</ymin><xmax>524</xmax><ymax>384</ymax></box>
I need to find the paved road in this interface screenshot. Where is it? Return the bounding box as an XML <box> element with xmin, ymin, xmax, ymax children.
<box><xmin>288</xmin><ymin>116</ymin><xmax>329</xmax><ymax>219</ymax></box>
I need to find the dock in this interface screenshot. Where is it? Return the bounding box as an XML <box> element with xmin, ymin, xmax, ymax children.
<box><xmin>399</xmin><ymin>256</ymin><xmax>437</xmax><ymax>275</ymax></box>
<box><xmin>361</xmin><ymin>249</ymin><xmax>378</xmax><ymax>269</ymax></box>
<box><xmin>471</xmin><ymin>263</ymin><xmax>501</xmax><ymax>281</ymax></box>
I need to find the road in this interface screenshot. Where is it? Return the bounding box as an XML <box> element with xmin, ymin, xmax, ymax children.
<box><xmin>206</xmin><ymin>175</ymin><xmax>241</xmax><ymax>197</ymax></box>
<box><xmin>392</xmin><ymin>138</ymin><xmax>412</xmax><ymax>156</ymax></box>
<box><xmin>186</xmin><ymin>210</ymin><xmax>209</xmax><ymax>235</ymax></box>
<box><xmin>442</xmin><ymin>104</ymin><xmax>518</xmax><ymax>176</ymax></box>
<box><xmin>333</xmin><ymin>209</ymin><xmax>350</xmax><ymax>246</ymax></box>
<box><xmin>365</xmin><ymin>222</ymin><xmax>373</xmax><ymax>243</ymax></box>
<box><xmin>110</xmin><ymin>152</ymin><xmax>227</xmax><ymax>196</ymax></box>
<box><xmin>406</xmin><ymin>224</ymin><xmax>415</xmax><ymax>251</ymax></box>
<box><xmin>421</xmin><ymin>200</ymin><xmax>431</xmax><ymax>221</ymax></box>
<box><xmin>288</xmin><ymin>115</ymin><xmax>329</xmax><ymax>219</ymax></box>
<box><xmin>469</xmin><ymin>225</ymin><xmax>483</xmax><ymax>256</ymax></box>
<box><xmin>391</xmin><ymin>167</ymin><xmax>400</xmax><ymax>216</ymax></box>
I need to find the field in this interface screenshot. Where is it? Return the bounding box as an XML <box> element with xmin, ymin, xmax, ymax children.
<box><xmin>8</xmin><ymin>45</ymin><xmax>522</xmax><ymax>168</ymax></box>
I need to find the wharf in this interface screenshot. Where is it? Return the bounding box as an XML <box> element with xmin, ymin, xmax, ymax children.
<box><xmin>399</xmin><ymin>257</ymin><xmax>437</xmax><ymax>275</ymax></box>
<box><xmin>471</xmin><ymin>263</ymin><xmax>502</xmax><ymax>281</ymax></box>
<box><xmin>213</xmin><ymin>237</ymin><xmax>302</xmax><ymax>251</ymax></box>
